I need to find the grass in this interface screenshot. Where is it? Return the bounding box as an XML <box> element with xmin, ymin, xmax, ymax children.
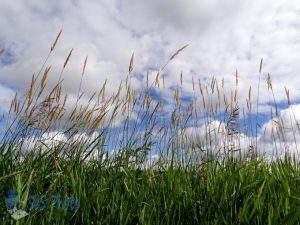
<box><xmin>1</xmin><ymin>30</ymin><xmax>300</xmax><ymax>224</ymax></box>
<box><xmin>2</xmin><ymin>149</ymin><xmax>300</xmax><ymax>224</ymax></box>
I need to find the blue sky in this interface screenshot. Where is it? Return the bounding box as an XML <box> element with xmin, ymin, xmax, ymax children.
<box><xmin>1</xmin><ymin>0</ymin><xmax>300</xmax><ymax>159</ymax></box>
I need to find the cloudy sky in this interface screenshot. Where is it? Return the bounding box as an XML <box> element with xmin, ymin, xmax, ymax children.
<box><xmin>1</xmin><ymin>0</ymin><xmax>300</xmax><ymax>158</ymax></box>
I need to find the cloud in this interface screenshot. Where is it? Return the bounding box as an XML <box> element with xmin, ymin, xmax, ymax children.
<box><xmin>19</xmin><ymin>131</ymin><xmax>101</xmax><ymax>157</ymax></box>
<box><xmin>19</xmin><ymin>131</ymin><xmax>67</xmax><ymax>154</ymax></box>
<box><xmin>182</xmin><ymin>120</ymin><xmax>253</xmax><ymax>159</ymax></box>
<box><xmin>1</xmin><ymin>0</ymin><xmax>300</xmax><ymax>160</ymax></box>
<box><xmin>0</xmin><ymin>0</ymin><xmax>299</xmax><ymax>103</ymax></box>
<box><xmin>0</xmin><ymin>84</ymin><xmax>15</xmax><ymax>114</ymax></box>
<box><xmin>258</xmin><ymin>104</ymin><xmax>300</xmax><ymax>160</ymax></box>
<box><xmin>182</xmin><ymin>104</ymin><xmax>300</xmax><ymax>161</ymax></box>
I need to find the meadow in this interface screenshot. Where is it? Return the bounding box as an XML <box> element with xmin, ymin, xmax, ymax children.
<box><xmin>1</xmin><ymin>31</ymin><xmax>300</xmax><ymax>224</ymax></box>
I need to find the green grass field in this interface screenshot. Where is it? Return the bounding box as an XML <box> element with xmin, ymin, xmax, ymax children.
<box><xmin>2</xmin><ymin>148</ymin><xmax>300</xmax><ymax>224</ymax></box>
<box><xmin>1</xmin><ymin>33</ymin><xmax>300</xmax><ymax>224</ymax></box>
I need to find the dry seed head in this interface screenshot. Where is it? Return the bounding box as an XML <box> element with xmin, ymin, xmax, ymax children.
<box><xmin>88</xmin><ymin>92</ymin><xmax>96</xmax><ymax>103</ymax></box>
<box><xmin>51</xmin><ymin>29</ymin><xmax>62</xmax><ymax>52</ymax></box>
<box><xmin>129</xmin><ymin>52</ymin><xmax>134</xmax><ymax>74</ymax></box>
<box><xmin>248</xmin><ymin>86</ymin><xmax>252</xmax><ymax>101</ymax></box>
<box><xmin>157</xmin><ymin>97</ymin><xmax>161</xmax><ymax>108</ymax></box>
<box><xmin>131</xmin><ymin>89</ymin><xmax>136</xmax><ymax>103</ymax></box>
<box><xmin>155</xmin><ymin>72</ymin><xmax>160</xmax><ymax>88</ymax></box>
<box><xmin>211</xmin><ymin>77</ymin><xmax>215</xmax><ymax>93</ymax></box>
<box><xmin>98</xmin><ymin>79</ymin><xmax>107</xmax><ymax>103</ymax></box>
<box><xmin>82</xmin><ymin>56</ymin><xmax>88</xmax><ymax>76</ymax></box>
<box><xmin>259</xmin><ymin>58</ymin><xmax>263</xmax><ymax>73</ymax></box>
<box><xmin>69</xmin><ymin>106</ymin><xmax>77</xmax><ymax>121</ymax></box>
<box><xmin>9</xmin><ymin>92</ymin><xmax>18</xmax><ymax>114</ymax></box>
<box><xmin>16</xmin><ymin>102</ymin><xmax>20</xmax><ymax>114</ymax></box>
<box><xmin>180</xmin><ymin>72</ymin><xmax>183</xmax><ymax>86</ymax></box>
<box><xmin>57</xmin><ymin>94</ymin><xmax>67</xmax><ymax>117</ymax></box>
<box><xmin>55</xmin><ymin>84</ymin><xmax>62</xmax><ymax>102</ymax></box>
<box><xmin>198</xmin><ymin>79</ymin><xmax>203</xmax><ymax>95</ymax></box>
<box><xmin>171</xmin><ymin>110</ymin><xmax>176</xmax><ymax>125</ymax></box>
<box><xmin>216</xmin><ymin>80</ymin><xmax>220</xmax><ymax>101</ymax></box>
<box><xmin>246</xmin><ymin>99</ymin><xmax>250</xmax><ymax>111</ymax></box>
<box><xmin>41</xmin><ymin>66</ymin><xmax>51</xmax><ymax>89</ymax></box>
<box><xmin>194</xmin><ymin>107</ymin><xmax>198</xmax><ymax>127</ymax></box>
<box><xmin>113</xmin><ymin>82</ymin><xmax>122</xmax><ymax>103</ymax></box>
<box><xmin>267</xmin><ymin>73</ymin><xmax>273</xmax><ymax>90</ymax></box>
<box><xmin>25</xmin><ymin>74</ymin><xmax>35</xmax><ymax>103</ymax></box>
<box><xmin>91</xmin><ymin>107</ymin><xmax>107</xmax><ymax>131</ymax></box>
<box><xmin>170</xmin><ymin>44</ymin><xmax>188</xmax><ymax>60</ymax></box>
<box><xmin>0</xmin><ymin>48</ymin><xmax>4</xmax><ymax>56</ymax></box>
<box><xmin>63</xmin><ymin>48</ymin><xmax>73</xmax><ymax>68</ymax></box>
<box><xmin>30</xmin><ymin>74</ymin><xmax>35</xmax><ymax>90</ymax></box>
<box><xmin>49</xmin><ymin>81</ymin><xmax>62</xmax><ymax>97</ymax></box>
<box><xmin>79</xmin><ymin>91</ymin><xmax>85</xmax><ymax>100</ymax></box>
<box><xmin>234</xmin><ymin>90</ymin><xmax>238</xmax><ymax>103</ymax></box>
<box><xmin>235</xmin><ymin>70</ymin><xmax>238</xmax><ymax>86</ymax></box>
<box><xmin>284</xmin><ymin>87</ymin><xmax>291</xmax><ymax>105</ymax></box>
<box><xmin>192</xmin><ymin>76</ymin><xmax>195</xmax><ymax>91</ymax></box>
<box><xmin>145</xmin><ymin>95</ymin><xmax>151</xmax><ymax>109</ymax></box>
<box><xmin>174</xmin><ymin>86</ymin><xmax>179</xmax><ymax>103</ymax></box>
<box><xmin>49</xmin><ymin>106</ymin><xmax>59</xmax><ymax>121</ymax></box>
<box><xmin>146</xmin><ymin>72</ymin><xmax>149</xmax><ymax>89</ymax></box>
<box><xmin>25</xmin><ymin>97</ymin><xmax>33</xmax><ymax>114</ymax></box>
<box><xmin>224</xmin><ymin>95</ymin><xmax>229</xmax><ymax>112</ymax></box>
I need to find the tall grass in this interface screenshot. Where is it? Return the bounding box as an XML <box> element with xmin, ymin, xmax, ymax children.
<box><xmin>1</xmin><ymin>31</ymin><xmax>300</xmax><ymax>224</ymax></box>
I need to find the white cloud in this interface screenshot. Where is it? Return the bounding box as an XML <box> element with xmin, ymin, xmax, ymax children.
<box><xmin>258</xmin><ymin>104</ymin><xmax>300</xmax><ymax>160</ymax></box>
<box><xmin>183</xmin><ymin>120</ymin><xmax>253</xmax><ymax>159</ymax></box>
<box><xmin>0</xmin><ymin>0</ymin><xmax>299</xmax><ymax>103</ymax></box>
<box><xmin>0</xmin><ymin>84</ymin><xmax>15</xmax><ymax>114</ymax></box>
<box><xmin>19</xmin><ymin>131</ymin><xmax>101</xmax><ymax>157</ymax></box>
<box><xmin>181</xmin><ymin>104</ymin><xmax>300</xmax><ymax>161</ymax></box>
<box><xmin>19</xmin><ymin>131</ymin><xmax>67</xmax><ymax>154</ymax></box>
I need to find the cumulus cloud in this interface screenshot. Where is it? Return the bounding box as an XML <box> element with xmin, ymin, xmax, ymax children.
<box><xmin>182</xmin><ymin>120</ymin><xmax>253</xmax><ymax>159</ymax></box>
<box><xmin>19</xmin><ymin>131</ymin><xmax>67</xmax><ymax>154</ymax></box>
<box><xmin>19</xmin><ymin>130</ymin><xmax>102</xmax><ymax>158</ymax></box>
<box><xmin>258</xmin><ymin>104</ymin><xmax>300</xmax><ymax>160</ymax></box>
<box><xmin>0</xmin><ymin>84</ymin><xmax>14</xmax><ymax>114</ymax></box>
<box><xmin>181</xmin><ymin>104</ymin><xmax>300</xmax><ymax>161</ymax></box>
<box><xmin>0</xmin><ymin>0</ymin><xmax>300</xmax><ymax>103</ymax></box>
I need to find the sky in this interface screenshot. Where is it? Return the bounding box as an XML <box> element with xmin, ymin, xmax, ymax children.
<box><xmin>1</xmin><ymin>0</ymin><xmax>300</xmax><ymax>159</ymax></box>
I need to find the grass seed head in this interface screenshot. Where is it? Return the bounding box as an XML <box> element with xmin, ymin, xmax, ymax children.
<box><xmin>51</xmin><ymin>29</ymin><xmax>62</xmax><ymax>52</ymax></box>
<box><xmin>259</xmin><ymin>58</ymin><xmax>263</xmax><ymax>73</ymax></box>
<box><xmin>82</xmin><ymin>56</ymin><xmax>88</xmax><ymax>76</ymax></box>
<box><xmin>170</xmin><ymin>44</ymin><xmax>188</xmax><ymax>60</ymax></box>
<box><xmin>63</xmin><ymin>48</ymin><xmax>73</xmax><ymax>68</ymax></box>
<box><xmin>129</xmin><ymin>52</ymin><xmax>134</xmax><ymax>74</ymax></box>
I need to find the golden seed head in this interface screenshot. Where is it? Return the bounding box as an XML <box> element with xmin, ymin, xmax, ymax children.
<box><xmin>63</xmin><ymin>48</ymin><xmax>73</xmax><ymax>68</ymax></box>
<box><xmin>170</xmin><ymin>44</ymin><xmax>188</xmax><ymax>60</ymax></box>
<box><xmin>129</xmin><ymin>52</ymin><xmax>134</xmax><ymax>74</ymax></box>
<box><xmin>51</xmin><ymin>29</ymin><xmax>62</xmax><ymax>52</ymax></box>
